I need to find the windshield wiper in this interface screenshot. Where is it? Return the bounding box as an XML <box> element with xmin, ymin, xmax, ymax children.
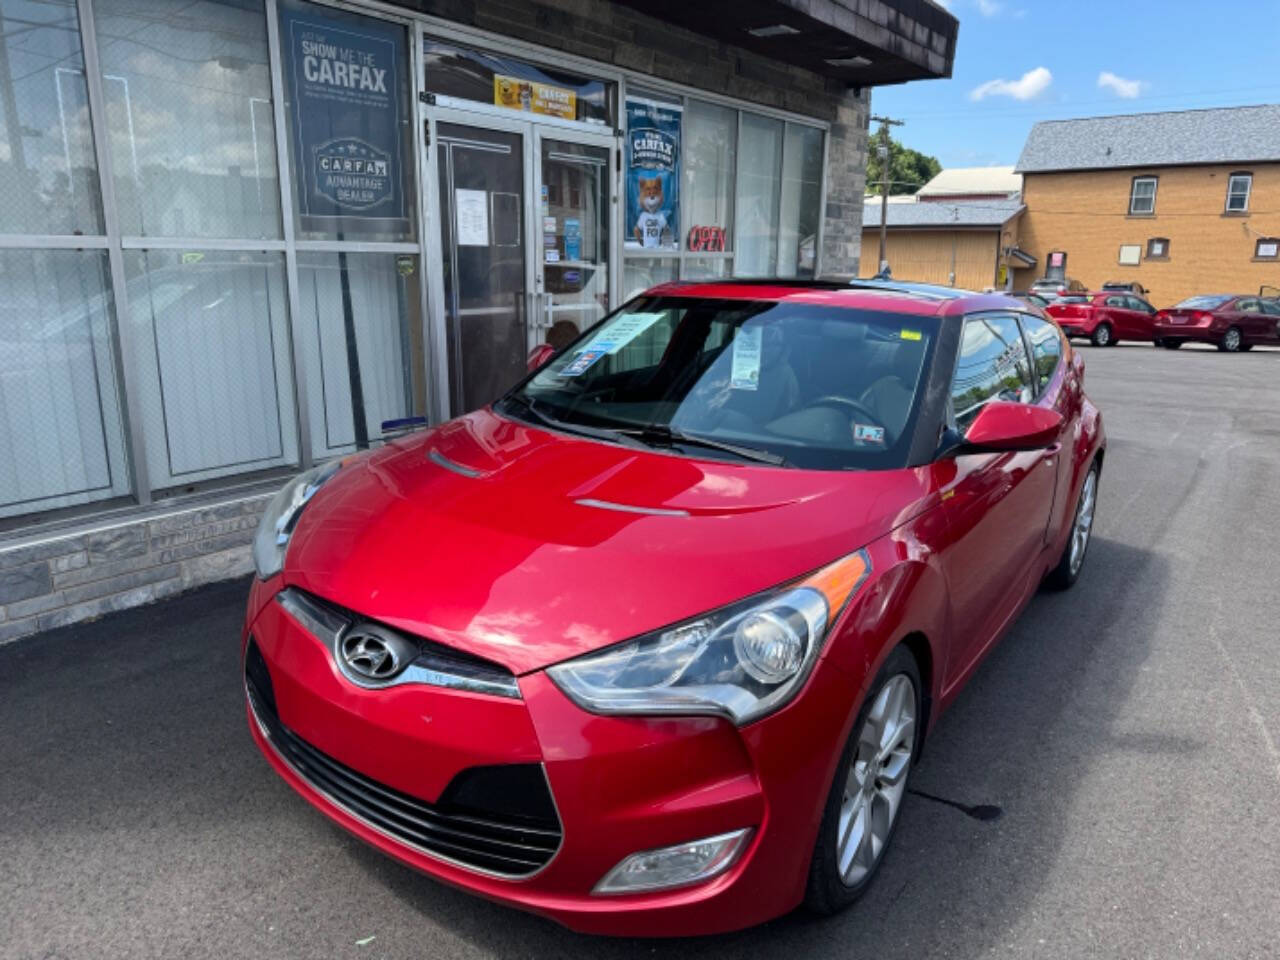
<box><xmin>500</xmin><ymin>395</ymin><xmax>647</xmax><ymax>449</ymax></box>
<box><xmin>622</xmin><ymin>424</ymin><xmax>787</xmax><ymax>466</ymax></box>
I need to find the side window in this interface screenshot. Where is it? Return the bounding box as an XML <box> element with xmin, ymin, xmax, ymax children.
<box><xmin>1105</xmin><ymin>296</ymin><xmax>1127</xmax><ymax>308</ymax></box>
<box><xmin>1127</xmin><ymin>296</ymin><xmax>1154</xmax><ymax>313</ymax></box>
<box><xmin>1020</xmin><ymin>313</ymin><xmax>1063</xmax><ymax>394</ymax></box>
<box><xmin>1236</xmin><ymin>298</ymin><xmax>1260</xmax><ymax>314</ymax></box>
<box><xmin>951</xmin><ymin>314</ymin><xmax>1035</xmax><ymax>430</ymax></box>
<box><xmin>1260</xmin><ymin>300</ymin><xmax>1280</xmax><ymax>317</ymax></box>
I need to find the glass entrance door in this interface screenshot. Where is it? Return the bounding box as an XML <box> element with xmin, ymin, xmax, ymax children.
<box><xmin>435</xmin><ymin>122</ymin><xmax>529</xmax><ymax>415</ymax></box>
<box><xmin>535</xmin><ymin>137</ymin><xmax>612</xmax><ymax>349</ymax></box>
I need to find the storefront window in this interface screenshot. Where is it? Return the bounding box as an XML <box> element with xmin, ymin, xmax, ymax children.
<box><xmin>683</xmin><ymin>100</ymin><xmax>735</xmax><ymax>254</ymax></box>
<box><xmin>0</xmin><ymin>250</ymin><xmax>128</xmax><ymax>518</ymax></box>
<box><xmin>682</xmin><ymin>257</ymin><xmax>729</xmax><ymax>280</ymax></box>
<box><xmin>123</xmin><ymin>250</ymin><xmax>297</xmax><ymax>487</ymax></box>
<box><xmin>624</xmin><ymin>258</ymin><xmax>677</xmax><ymax>300</ymax></box>
<box><xmin>295</xmin><ymin>252</ymin><xmax>425</xmax><ymax>456</ymax></box>
<box><xmin>734</xmin><ymin>113</ymin><xmax>783</xmax><ymax>276</ymax></box>
<box><xmin>778</xmin><ymin>123</ymin><xmax>823</xmax><ymax>277</ymax></box>
<box><xmin>0</xmin><ymin>0</ymin><xmax>103</xmax><ymax>235</ymax></box>
<box><xmin>93</xmin><ymin>0</ymin><xmax>281</xmax><ymax>240</ymax></box>
<box><xmin>280</xmin><ymin>0</ymin><xmax>415</xmax><ymax>242</ymax></box>
<box><xmin>423</xmin><ymin>39</ymin><xmax>611</xmax><ymax>126</ymax></box>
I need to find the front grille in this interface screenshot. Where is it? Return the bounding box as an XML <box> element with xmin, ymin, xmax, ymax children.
<box><xmin>245</xmin><ymin>640</ymin><xmax>561</xmax><ymax>877</ymax></box>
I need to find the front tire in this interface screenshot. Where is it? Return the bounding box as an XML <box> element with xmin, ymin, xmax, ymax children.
<box><xmin>1046</xmin><ymin>462</ymin><xmax>1099</xmax><ymax>590</ymax></box>
<box><xmin>1091</xmin><ymin>323</ymin><xmax>1113</xmax><ymax>347</ymax></box>
<box><xmin>805</xmin><ymin>647</ymin><xmax>921</xmax><ymax>915</ymax></box>
<box><xmin>1219</xmin><ymin>326</ymin><xmax>1243</xmax><ymax>352</ymax></box>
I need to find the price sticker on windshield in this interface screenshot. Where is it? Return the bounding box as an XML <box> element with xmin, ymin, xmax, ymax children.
<box><xmin>900</xmin><ymin>329</ymin><xmax>922</xmax><ymax>341</ymax></box>
<box><xmin>730</xmin><ymin>325</ymin><xmax>763</xmax><ymax>390</ymax></box>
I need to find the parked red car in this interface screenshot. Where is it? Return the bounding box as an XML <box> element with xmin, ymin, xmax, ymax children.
<box><xmin>1153</xmin><ymin>294</ymin><xmax>1280</xmax><ymax>351</ymax></box>
<box><xmin>1046</xmin><ymin>291</ymin><xmax>1160</xmax><ymax>346</ymax></box>
<box><xmin>241</xmin><ymin>280</ymin><xmax>1105</xmax><ymax>936</ymax></box>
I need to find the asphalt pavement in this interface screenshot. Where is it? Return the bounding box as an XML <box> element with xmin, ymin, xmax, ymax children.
<box><xmin>3</xmin><ymin>341</ymin><xmax>1279</xmax><ymax>960</ymax></box>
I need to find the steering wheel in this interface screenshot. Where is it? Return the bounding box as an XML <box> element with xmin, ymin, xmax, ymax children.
<box><xmin>808</xmin><ymin>394</ymin><xmax>882</xmax><ymax>427</ymax></box>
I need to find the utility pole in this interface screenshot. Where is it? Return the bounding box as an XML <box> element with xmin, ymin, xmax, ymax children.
<box><xmin>870</xmin><ymin>115</ymin><xmax>903</xmax><ymax>275</ymax></box>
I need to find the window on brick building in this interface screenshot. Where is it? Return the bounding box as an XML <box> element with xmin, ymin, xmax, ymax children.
<box><xmin>1147</xmin><ymin>237</ymin><xmax>1169</xmax><ymax>260</ymax></box>
<box><xmin>1129</xmin><ymin>176</ymin><xmax>1158</xmax><ymax>215</ymax></box>
<box><xmin>1255</xmin><ymin>238</ymin><xmax>1279</xmax><ymax>260</ymax></box>
<box><xmin>1225</xmin><ymin>173</ymin><xmax>1252</xmax><ymax>213</ymax></box>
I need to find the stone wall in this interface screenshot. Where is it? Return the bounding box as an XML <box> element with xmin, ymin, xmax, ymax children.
<box><xmin>0</xmin><ymin>494</ymin><xmax>270</xmax><ymax>644</ymax></box>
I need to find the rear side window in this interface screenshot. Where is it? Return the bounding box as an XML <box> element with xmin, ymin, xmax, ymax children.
<box><xmin>951</xmin><ymin>314</ymin><xmax>1035</xmax><ymax>430</ymax></box>
<box><xmin>1020</xmin><ymin>313</ymin><xmax>1063</xmax><ymax>394</ymax></box>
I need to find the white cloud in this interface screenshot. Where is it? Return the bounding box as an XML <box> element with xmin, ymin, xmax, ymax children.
<box><xmin>976</xmin><ymin>0</ymin><xmax>1002</xmax><ymax>15</ymax></box>
<box><xmin>969</xmin><ymin>66</ymin><xmax>1053</xmax><ymax>102</ymax></box>
<box><xmin>1097</xmin><ymin>71</ymin><xmax>1145</xmax><ymax>98</ymax></box>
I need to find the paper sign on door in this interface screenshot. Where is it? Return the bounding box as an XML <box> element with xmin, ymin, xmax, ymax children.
<box><xmin>455</xmin><ymin>189</ymin><xmax>489</xmax><ymax>246</ymax></box>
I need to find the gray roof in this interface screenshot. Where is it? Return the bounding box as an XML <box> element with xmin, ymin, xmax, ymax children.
<box><xmin>1016</xmin><ymin>104</ymin><xmax>1280</xmax><ymax>173</ymax></box>
<box><xmin>862</xmin><ymin>198</ymin><xmax>1024</xmax><ymax>229</ymax></box>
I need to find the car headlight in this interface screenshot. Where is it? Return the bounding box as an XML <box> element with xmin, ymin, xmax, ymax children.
<box><xmin>547</xmin><ymin>550</ymin><xmax>871</xmax><ymax>725</ymax></box>
<box><xmin>251</xmin><ymin>459</ymin><xmax>344</xmax><ymax>579</ymax></box>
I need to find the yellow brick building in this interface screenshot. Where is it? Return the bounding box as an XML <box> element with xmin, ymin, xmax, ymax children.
<box><xmin>1013</xmin><ymin>106</ymin><xmax>1280</xmax><ymax>306</ymax></box>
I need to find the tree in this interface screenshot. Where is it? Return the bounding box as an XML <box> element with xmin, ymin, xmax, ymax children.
<box><xmin>866</xmin><ymin>137</ymin><xmax>942</xmax><ymax>196</ymax></box>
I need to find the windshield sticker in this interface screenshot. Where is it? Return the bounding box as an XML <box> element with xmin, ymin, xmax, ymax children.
<box><xmin>853</xmin><ymin>423</ymin><xmax>886</xmax><ymax>446</ymax></box>
<box><xmin>576</xmin><ymin>312</ymin><xmax>665</xmax><ymax>357</ymax></box>
<box><xmin>560</xmin><ymin>348</ymin><xmax>608</xmax><ymax>377</ymax></box>
<box><xmin>900</xmin><ymin>329</ymin><xmax>922</xmax><ymax>341</ymax></box>
<box><xmin>729</xmin><ymin>325</ymin><xmax>763</xmax><ymax>390</ymax></box>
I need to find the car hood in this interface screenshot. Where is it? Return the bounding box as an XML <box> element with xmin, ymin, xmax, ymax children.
<box><xmin>284</xmin><ymin>408</ymin><xmax>939</xmax><ymax>675</ymax></box>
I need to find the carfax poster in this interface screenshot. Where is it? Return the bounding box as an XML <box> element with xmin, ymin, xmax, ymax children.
<box><xmin>281</xmin><ymin>4</ymin><xmax>408</xmax><ymax>229</ymax></box>
<box><xmin>625</xmin><ymin>96</ymin><xmax>681</xmax><ymax>251</ymax></box>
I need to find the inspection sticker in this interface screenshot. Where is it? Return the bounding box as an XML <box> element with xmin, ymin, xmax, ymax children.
<box><xmin>560</xmin><ymin>348</ymin><xmax>608</xmax><ymax>376</ymax></box>
<box><xmin>729</xmin><ymin>325</ymin><xmax>763</xmax><ymax>390</ymax></box>
<box><xmin>900</xmin><ymin>329</ymin><xmax>922</xmax><ymax>341</ymax></box>
<box><xmin>853</xmin><ymin>423</ymin><xmax>886</xmax><ymax>445</ymax></box>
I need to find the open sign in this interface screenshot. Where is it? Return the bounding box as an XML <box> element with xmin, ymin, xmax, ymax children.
<box><xmin>688</xmin><ymin>226</ymin><xmax>726</xmax><ymax>252</ymax></box>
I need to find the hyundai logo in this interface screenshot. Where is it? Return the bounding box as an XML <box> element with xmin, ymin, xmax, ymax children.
<box><xmin>337</xmin><ymin>624</ymin><xmax>416</xmax><ymax>684</ymax></box>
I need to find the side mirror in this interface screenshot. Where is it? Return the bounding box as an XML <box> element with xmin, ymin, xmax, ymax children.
<box><xmin>962</xmin><ymin>402</ymin><xmax>1063</xmax><ymax>453</ymax></box>
<box><xmin>527</xmin><ymin>343</ymin><xmax>556</xmax><ymax>372</ymax></box>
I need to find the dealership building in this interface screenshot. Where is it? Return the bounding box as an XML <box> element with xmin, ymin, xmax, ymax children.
<box><xmin>0</xmin><ymin>0</ymin><xmax>955</xmax><ymax>637</ymax></box>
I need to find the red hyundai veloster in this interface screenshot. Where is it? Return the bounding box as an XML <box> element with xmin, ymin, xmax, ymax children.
<box><xmin>242</xmin><ymin>280</ymin><xmax>1104</xmax><ymax>936</ymax></box>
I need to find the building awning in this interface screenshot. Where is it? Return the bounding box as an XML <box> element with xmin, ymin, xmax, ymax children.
<box><xmin>612</xmin><ymin>0</ymin><xmax>957</xmax><ymax>86</ymax></box>
<box><xmin>1008</xmin><ymin>247</ymin><xmax>1037</xmax><ymax>267</ymax></box>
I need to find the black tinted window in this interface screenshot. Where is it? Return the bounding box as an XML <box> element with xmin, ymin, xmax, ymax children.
<box><xmin>951</xmin><ymin>314</ymin><xmax>1035</xmax><ymax>430</ymax></box>
<box><xmin>1021</xmin><ymin>313</ymin><xmax>1062</xmax><ymax>393</ymax></box>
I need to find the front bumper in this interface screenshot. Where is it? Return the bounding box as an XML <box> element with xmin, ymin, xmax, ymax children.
<box><xmin>242</xmin><ymin>580</ymin><xmax>852</xmax><ymax>936</ymax></box>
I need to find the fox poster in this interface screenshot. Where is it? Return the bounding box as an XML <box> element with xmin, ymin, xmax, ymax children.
<box><xmin>625</xmin><ymin>96</ymin><xmax>681</xmax><ymax>251</ymax></box>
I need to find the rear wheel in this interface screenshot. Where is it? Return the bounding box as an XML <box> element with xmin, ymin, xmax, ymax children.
<box><xmin>1162</xmin><ymin>340</ymin><xmax>1183</xmax><ymax>350</ymax></box>
<box><xmin>805</xmin><ymin>646</ymin><xmax>920</xmax><ymax>915</ymax></box>
<box><xmin>1046</xmin><ymin>462</ymin><xmax>1099</xmax><ymax>590</ymax></box>
<box><xmin>1091</xmin><ymin>323</ymin><xmax>1113</xmax><ymax>347</ymax></box>
<box><xmin>1219</xmin><ymin>326</ymin><xmax>1243</xmax><ymax>352</ymax></box>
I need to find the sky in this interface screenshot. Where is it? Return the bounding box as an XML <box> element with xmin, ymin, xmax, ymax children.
<box><xmin>869</xmin><ymin>0</ymin><xmax>1280</xmax><ymax>170</ymax></box>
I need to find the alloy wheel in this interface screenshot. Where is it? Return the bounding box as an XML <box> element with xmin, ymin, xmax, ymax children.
<box><xmin>1069</xmin><ymin>468</ymin><xmax>1098</xmax><ymax>576</ymax></box>
<box><xmin>837</xmin><ymin>674</ymin><xmax>915</xmax><ymax>886</ymax></box>
<box><xmin>1224</xmin><ymin>328</ymin><xmax>1242</xmax><ymax>351</ymax></box>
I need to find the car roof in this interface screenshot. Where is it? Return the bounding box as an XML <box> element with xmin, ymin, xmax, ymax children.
<box><xmin>639</xmin><ymin>278</ymin><xmax>1024</xmax><ymax>319</ymax></box>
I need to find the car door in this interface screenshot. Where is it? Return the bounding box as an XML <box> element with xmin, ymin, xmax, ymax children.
<box><xmin>1126</xmin><ymin>296</ymin><xmax>1158</xmax><ymax>339</ymax></box>
<box><xmin>1233</xmin><ymin>298</ymin><xmax>1265</xmax><ymax>343</ymax></box>
<box><xmin>1101</xmin><ymin>295</ymin><xmax>1135</xmax><ymax>338</ymax></box>
<box><xmin>1019</xmin><ymin>311</ymin><xmax>1075</xmax><ymax>543</ymax></box>
<box><xmin>1259</xmin><ymin>299</ymin><xmax>1280</xmax><ymax>343</ymax></box>
<box><xmin>937</xmin><ymin>312</ymin><xmax>1060</xmax><ymax>691</ymax></box>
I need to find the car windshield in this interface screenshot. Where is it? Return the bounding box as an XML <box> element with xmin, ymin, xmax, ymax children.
<box><xmin>1174</xmin><ymin>295</ymin><xmax>1232</xmax><ymax>309</ymax></box>
<box><xmin>503</xmin><ymin>296</ymin><xmax>938</xmax><ymax>470</ymax></box>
